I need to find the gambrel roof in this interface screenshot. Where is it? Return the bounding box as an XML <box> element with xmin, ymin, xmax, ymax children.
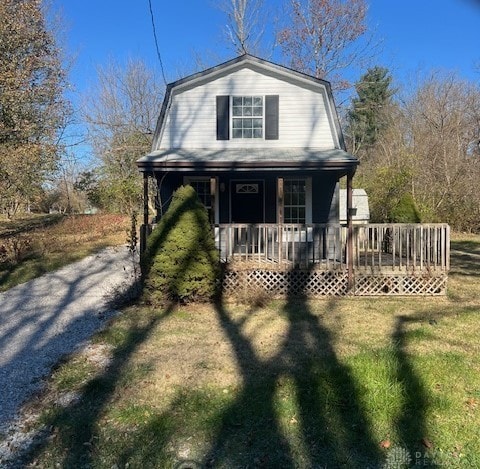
<box><xmin>137</xmin><ymin>54</ymin><xmax>358</xmax><ymax>175</ymax></box>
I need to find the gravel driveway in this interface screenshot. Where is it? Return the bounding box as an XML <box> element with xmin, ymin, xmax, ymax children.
<box><xmin>0</xmin><ymin>246</ymin><xmax>138</xmax><ymax>433</ymax></box>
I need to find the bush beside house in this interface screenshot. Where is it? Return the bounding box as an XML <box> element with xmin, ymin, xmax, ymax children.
<box><xmin>141</xmin><ymin>185</ymin><xmax>220</xmax><ymax>305</ymax></box>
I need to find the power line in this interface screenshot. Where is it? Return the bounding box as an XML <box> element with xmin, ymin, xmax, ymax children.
<box><xmin>148</xmin><ymin>0</ymin><xmax>168</xmax><ymax>86</ymax></box>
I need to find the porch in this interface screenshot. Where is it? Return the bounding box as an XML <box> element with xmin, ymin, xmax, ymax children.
<box><xmin>217</xmin><ymin>223</ymin><xmax>450</xmax><ymax>296</ymax></box>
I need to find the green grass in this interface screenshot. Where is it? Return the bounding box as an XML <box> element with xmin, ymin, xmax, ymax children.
<box><xmin>0</xmin><ymin>213</ymin><xmax>129</xmax><ymax>291</ymax></box>
<box><xmin>3</xmin><ymin>234</ymin><xmax>480</xmax><ymax>468</ymax></box>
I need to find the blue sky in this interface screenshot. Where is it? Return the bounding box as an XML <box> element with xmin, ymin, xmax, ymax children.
<box><xmin>52</xmin><ymin>0</ymin><xmax>479</xmax><ymax>160</ymax></box>
<box><xmin>56</xmin><ymin>0</ymin><xmax>479</xmax><ymax>92</ymax></box>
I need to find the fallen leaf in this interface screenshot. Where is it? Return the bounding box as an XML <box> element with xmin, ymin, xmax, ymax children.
<box><xmin>421</xmin><ymin>437</ymin><xmax>434</xmax><ymax>449</ymax></box>
<box><xmin>380</xmin><ymin>439</ymin><xmax>391</xmax><ymax>449</ymax></box>
<box><xmin>466</xmin><ymin>397</ymin><xmax>478</xmax><ymax>410</ymax></box>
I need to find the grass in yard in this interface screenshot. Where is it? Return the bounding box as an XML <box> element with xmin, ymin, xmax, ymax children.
<box><xmin>3</xmin><ymin>235</ymin><xmax>480</xmax><ymax>468</ymax></box>
<box><xmin>0</xmin><ymin>213</ymin><xmax>129</xmax><ymax>291</ymax></box>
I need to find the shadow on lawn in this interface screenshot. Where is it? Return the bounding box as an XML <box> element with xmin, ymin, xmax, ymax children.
<box><xmin>202</xmin><ymin>279</ymin><xmax>383</xmax><ymax>467</ymax></box>
<box><xmin>450</xmin><ymin>239</ymin><xmax>480</xmax><ymax>278</ymax></box>
<box><xmin>13</xmin><ymin>191</ymin><xmax>445</xmax><ymax>467</ymax></box>
<box><xmin>11</xmin><ymin>192</ymin><xmax>202</xmax><ymax>468</ymax></box>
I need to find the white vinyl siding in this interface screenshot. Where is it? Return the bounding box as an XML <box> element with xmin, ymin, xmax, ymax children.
<box><xmin>158</xmin><ymin>67</ymin><xmax>336</xmax><ymax>150</ymax></box>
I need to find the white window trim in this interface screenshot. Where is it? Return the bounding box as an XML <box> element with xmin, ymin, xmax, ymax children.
<box><xmin>183</xmin><ymin>176</ymin><xmax>219</xmax><ymax>224</ymax></box>
<box><xmin>230</xmin><ymin>95</ymin><xmax>264</xmax><ymax>140</ymax></box>
<box><xmin>282</xmin><ymin>177</ymin><xmax>312</xmax><ymax>224</ymax></box>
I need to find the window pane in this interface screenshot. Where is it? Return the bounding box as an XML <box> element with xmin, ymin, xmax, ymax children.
<box><xmin>284</xmin><ymin>207</ymin><xmax>292</xmax><ymax>222</ymax></box>
<box><xmin>243</xmin><ymin>129</ymin><xmax>253</xmax><ymax>138</ymax></box>
<box><xmin>284</xmin><ymin>192</ymin><xmax>292</xmax><ymax>205</ymax></box>
<box><xmin>233</xmin><ymin>118</ymin><xmax>242</xmax><ymax>128</ymax></box>
<box><xmin>298</xmin><ymin>192</ymin><xmax>305</xmax><ymax>205</ymax></box>
<box><xmin>244</xmin><ymin>97</ymin><xmax>252</xmax><ymax>106</ymax></box>
<box><xmin>253</xmin><ymin>118</ymin><xmax>262</xmax><ymax>128</ymax></box>
<box><xmin>253</xmin><ymin>106</ymin><xmax>263</xmax><ymax>116</ymax></box>
<box><xmin>253</xmin><ymin>96</ymin><xmax>263</xmax><ymax>106</ymax></box>
<box><xmin>243</xmin><ymin>118</ymin><xmax>253</xmax><ymax>129</ymax></box>
<box><xmin>232</xmin><ymin>106</ymin><xmax>242</xmax><ymax>116</ymax></box>
<box><xmin>233</xmin><ymin>129</ymin><xmax>242</xmax><ymax>138</ymax></box>
<box><xmin>253</xmin><ymin>129</ymin><xmax>262</xmax><ymax>138</ymax></box>
<box><xmin>233</xmin><ymin>97</ymin><xmax>242</xmax><ymax>106</ymax></box>
<box><xmin>244</xmin><ymin>106</ymin><xmax>252</xmax><ymax>116</ymax></box>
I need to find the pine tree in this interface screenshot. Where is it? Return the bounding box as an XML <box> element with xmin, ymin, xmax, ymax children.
<box><xmin>348</xmin><ymin>66</ymin><xmax>394</xmax><ymax>156</ymax></box>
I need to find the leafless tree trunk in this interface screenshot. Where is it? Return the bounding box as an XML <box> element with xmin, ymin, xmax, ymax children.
<box><xmin>278</xmin><ymin>0</ymin><xmax>376</xmax><ymax>94</ymax></box>
<box><xmin>217</xmin><ymin>0</ymin><xmax>276</xmax><ymax>56</ymax></box>
<box><xmin>83</xmin><ymin>58</ymin><xmax>164</xmax><ymax>214</ymax></box>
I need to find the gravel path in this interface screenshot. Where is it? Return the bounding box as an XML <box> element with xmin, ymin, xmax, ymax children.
<box><xmin>0</xmin><ymin>246</ymin><xmax>138</xmax><ymax>433</ymax></box>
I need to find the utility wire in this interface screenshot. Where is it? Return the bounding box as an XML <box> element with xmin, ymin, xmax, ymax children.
<box><xmin>148</xmin><ymin>0</ymin><xmax>168</xmax><ymax>86</ymax></box>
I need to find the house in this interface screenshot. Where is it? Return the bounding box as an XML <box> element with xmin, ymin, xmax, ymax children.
<box><xmin>137</xmin><ymin>55</ymin><xmax>449</xmax><ymax>296</ymax></box>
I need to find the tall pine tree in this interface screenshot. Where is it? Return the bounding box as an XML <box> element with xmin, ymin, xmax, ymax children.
<box><xmin>348</xmin><ymin>66</ymin><xmax>394</xmax><ymax>157</ymax></box>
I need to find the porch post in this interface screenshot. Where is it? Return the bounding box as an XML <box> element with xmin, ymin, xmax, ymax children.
<box><xmin>140</xmin><ymin>172</ymin><xmax>149</xmax><ymax>253</ymax></box>
<box><xmin>277</xmin><ymin>177</ymin><xmax>284</xmax><ymax>263</ymax></box>
<box><xmin>143</xmin><ymin>172</ymin><xmax>149</xmax><ymax>226</ymax></box>
<box><xmin>210</xmin><ymin>177</ymin><xmax>216</xmax><ymax>224</ymax></box>
<box><xmin>347</xmin><ymin>172</ymin><xmax>354</xmax><ymax>291</ymax></box>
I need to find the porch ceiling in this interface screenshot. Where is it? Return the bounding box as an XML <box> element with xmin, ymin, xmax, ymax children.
<box><xmin>137</xmin><ymin>148</ymin><xmax>358</xmax><ymax>173</ymax></box>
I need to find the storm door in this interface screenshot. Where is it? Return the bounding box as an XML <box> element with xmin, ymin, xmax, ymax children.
<box><xmin>230</xmin><ymin>180</ymin><xmax>264</xmax><ymax>223</ymax></box>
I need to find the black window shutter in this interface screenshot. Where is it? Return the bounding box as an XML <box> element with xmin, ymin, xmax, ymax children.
<box><xmin>265</xmin><ymin>95</ymin><xmax>279</xmax><ymax>140</ymax></box>
<box><xmin>216</xmin><ymin>95</ymin><xmax>230</xmax><ymax>140</ymax></box>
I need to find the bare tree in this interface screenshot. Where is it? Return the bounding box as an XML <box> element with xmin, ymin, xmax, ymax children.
<box><xmin>356</xmin><ymin>71</ymin><xmax>480</xmax><ymax>231</ymax></box>
<box><xmin>278</xmin><ymin>0</ymin><xmax>374</xmax><ymax>93</ymax></box>
<box><xmin>405</xmin><ymin>73</ymin><xmax>480</xmax><ymax>230</ymax></box>
<box><xmin>217</xmin><ymin>0</ymin><xmax>274</xmax><ymax>56</ymax></box>
<box><xmin>83</xmin><ymin>58</ymin><xmax>164</xmax><ymax>213</ymax></box>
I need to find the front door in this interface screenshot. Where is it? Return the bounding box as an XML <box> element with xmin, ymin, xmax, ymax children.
<box><xmin>230</xmin><ymin>180</ymin><xmax>264</xmax><ymax>223</ymax></box>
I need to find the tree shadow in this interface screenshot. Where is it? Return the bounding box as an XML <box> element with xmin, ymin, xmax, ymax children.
<box><xmin>450</xmin><ymin>239</ymin><xmax>480</xmax><ymax>277</ymax></box>
<box><xmin>6</xmin><ymin>188</ymin><xmax>215</xmax><ymax>468</ymax></box>
<box><xmin>202</xmin><ymin>269</ymin><xmax>383</xmax><ymax>467</ymax></box>
<box><xmin>391</xmin><ymin>315</ymin><xmax>439</xmax><ymax>467</ymax></box>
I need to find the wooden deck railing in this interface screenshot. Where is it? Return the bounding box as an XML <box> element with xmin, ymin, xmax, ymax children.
<box><xmin>215</xmin><ymin>223</ymin><xmax>450</xmax><ymax>272</ymax></box>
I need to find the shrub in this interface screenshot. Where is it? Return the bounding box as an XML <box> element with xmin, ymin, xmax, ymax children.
<box><xmin>390</xmin><ymin>193</ymin><xmax>421</xmax><ymax>223</ymax></box>
<box><xmin>141</xmin><ymin>185</ymin><xmax>220</xmax><ymax>305</ymax></box>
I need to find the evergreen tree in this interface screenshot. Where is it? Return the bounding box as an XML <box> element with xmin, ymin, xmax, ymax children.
<box><xmin>141</xmin><ymin>185</ymin><xmax>220</xmax><ymax>305</ymax></box>
<box><xmin>348</xmin><ymin>66</ymin><xmax>394</xmax><ymax>156</ymax></box>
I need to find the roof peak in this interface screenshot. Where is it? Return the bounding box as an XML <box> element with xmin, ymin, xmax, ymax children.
<box><xmin>167</xmin><ymin>54</ymin><xmax>332</xmax><ymax>91</ymax></box>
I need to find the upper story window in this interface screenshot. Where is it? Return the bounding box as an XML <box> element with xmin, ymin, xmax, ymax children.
<box><xmin>216</xmin><ymin>95</ymin><xmax>279</xmax><ymax>141</ymax></box>
<box><xmin>232</xmin><ymin>96</ymin><xmax>263</xmax><ymax>139</ymax></box>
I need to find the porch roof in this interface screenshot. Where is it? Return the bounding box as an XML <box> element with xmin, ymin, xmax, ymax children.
<box><xmin>137</xmin><ymin>148</ymin><xmax>358</xmax><ymax>173</ymax></box>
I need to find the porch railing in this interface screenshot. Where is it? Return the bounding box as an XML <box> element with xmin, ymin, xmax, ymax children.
<box><xmin>215</xmin><ymin>223</ymin><xmax>450</xmax><ymax>273</ymax></box>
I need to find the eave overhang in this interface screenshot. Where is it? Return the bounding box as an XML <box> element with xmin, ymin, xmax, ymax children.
<box><xmin>137</xmin><ymin>148</ymin><xmax>359</xmax><ymax>174</ymax></box>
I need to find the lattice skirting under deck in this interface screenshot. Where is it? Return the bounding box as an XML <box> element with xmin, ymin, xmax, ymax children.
<box><xmin>222</xmin><ymin>269</ymin><xmax>448</xmax><ymax>297</ymax></box>
<box><xmin>354</xmin><ymin>273</ymin><xmax>447</xmax><ymax>296</ymax></box>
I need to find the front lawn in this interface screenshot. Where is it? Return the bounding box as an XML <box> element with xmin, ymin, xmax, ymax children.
<box><xmin>3</xmin><ymin>234</ymin><xmax>480</xmax><ymax>468</ymax></box>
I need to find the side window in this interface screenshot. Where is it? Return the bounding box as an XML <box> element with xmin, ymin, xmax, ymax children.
<box><xmin>284</xmin><ymin>179</ymin><xmax>306</xmax><ymax>224</ymax></box>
